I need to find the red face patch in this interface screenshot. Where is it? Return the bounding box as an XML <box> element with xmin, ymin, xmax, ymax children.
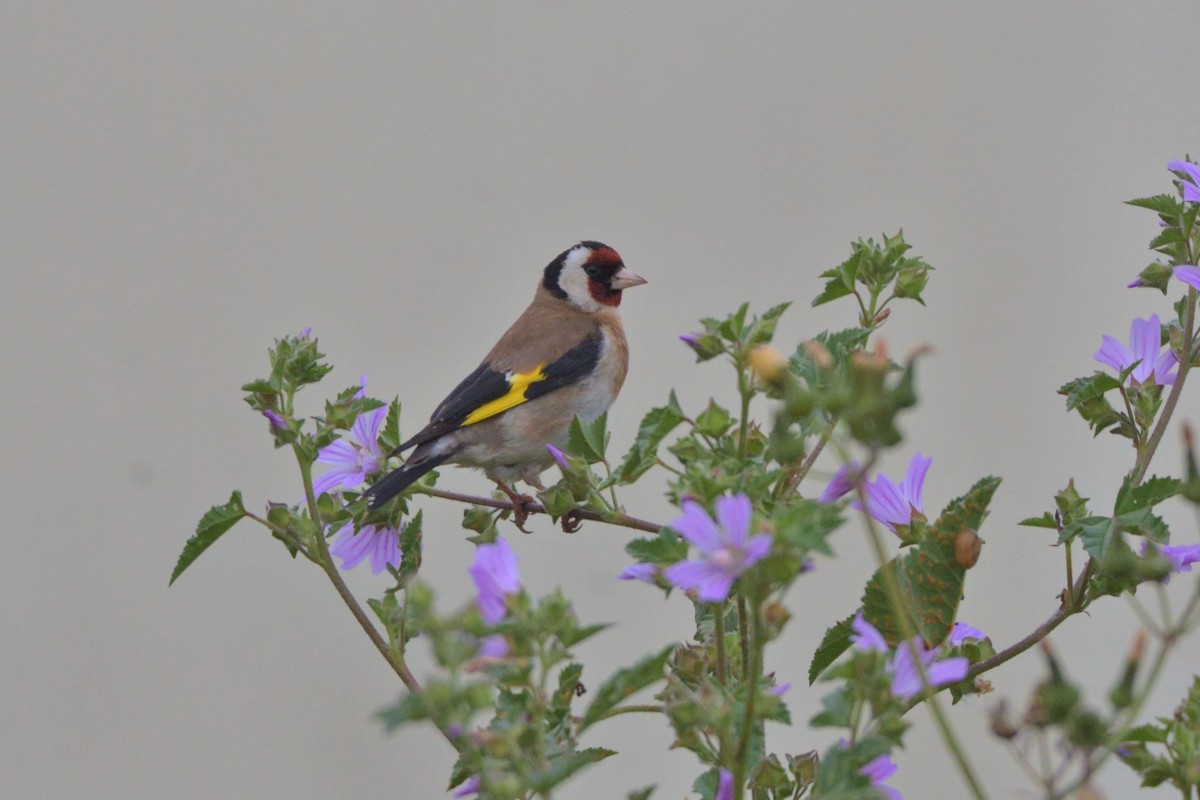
<box><xmin>588</xmin><ymin>279</ymin><xmax>622</xmax><ymax>306</ymax></box>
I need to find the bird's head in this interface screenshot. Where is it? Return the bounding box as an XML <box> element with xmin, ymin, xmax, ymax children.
<box><xmin>543</xmin><ymin>241</ymin><xmax>647</xmax><ymax>312</ymax></box>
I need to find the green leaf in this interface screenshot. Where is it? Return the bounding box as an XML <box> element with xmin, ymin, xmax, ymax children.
<box><xmin>561</xmin><ymin>622</ymin><xmax>612</xmax><ymax>648</ymax></box>
<box><xmin>862</xmin><ymin>477</ymin><xmax>1001</xmax><ymax>646</ymax></box>
<box><xmin>811</xmin><ymin>275</ymin><xmax>854</xmax><ymax>307</ymax></box>
<box><xmin>397</xmin><ymin>510</ymin><xmax>423</xmax><ymax>583</ymax></box>
<box><xmin>1074</xmin><ymin>516</ymin><xmax>1116</xmax><ymax>560</ymax></box>
<box><xmin>1059</xmin><ymin>372</ymin><xmax>1122</xmax><ymax>411</ymax></box>
<box><xmin>375</xmin><ymin>692</ymin><xmax>427</xmax><ymax>731</ymax></box>
<box><xmin>627</xmin><ymin>787</ymin><xmax>656</xmax><ymax>800</ymax></box>
<box><xmin>579</xmin><ymin>646</ymin><xmax>673</xmax><ymax>732</ymax></box>
<box><xmin>529</xmin><ymin>747</ymin><xmax>616</xmax><ymax>792</ymax></box>
<box><xmin>379</xmin><ymin>398</ymin><xmax>402</xmax><ymax>452</ymax></box>
<box><xmin>1126</xmin><ymin>193</ymin><xmax>1182</xmax><ymax>217</ymax></box>
<box><xmin>613</xmin><ymin>391</ymin><xmax>686</xmax><ymax>483</ymax></box>
<box><xmin>1018</xmin><ymin>513</ymin><xmax>1058</xmax><ymax>529</ymax></box>
<box><xmin>170</xmin><ymin>491</ymin><xmax>246</xmax><ymax>585</ymax></box>
<box><xmin>624</xmin><ymin>527</ymin><xmax>686</xmax><ymax>563</ymax></box>
<box><xmin>694</xmin><ymin>399</ymin><xmax>734</xmax><ymax>437</ymax></box>
<box><xmin>808</xmin><ymin>613</ymin><xmax>856</xmax><ymax>684</ymax></box>
<box><xmin>1122</xmin><ymin>723</ymin><xmax>1169</xmax><ymax>744</ymax></box>
<box><xmin>567</xmin><ymin>413</ymin><xmax>608</xmax><ymax>464</ymax></box>
<box><xmin>1115</xmin><ymin>474</ymin><xmax>1182</xmax><ymax>514</ymax></box>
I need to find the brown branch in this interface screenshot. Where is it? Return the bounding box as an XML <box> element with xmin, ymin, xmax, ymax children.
<box><xmin>418</xmin><ymin>487</ymin><xmax>663</xmax><ymax>533</ymax></box>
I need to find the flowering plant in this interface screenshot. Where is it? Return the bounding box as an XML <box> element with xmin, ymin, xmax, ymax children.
<box><xmin>173</xmin><ymin>163</ymin><xmax>1200</xmax><ymax>799</ymax></box>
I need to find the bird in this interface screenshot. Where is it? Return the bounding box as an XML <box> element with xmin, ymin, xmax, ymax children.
<box><xmin>363</xmin><ymin>241</ymin><xmax>646</xmax><ymax>530</ymax></box>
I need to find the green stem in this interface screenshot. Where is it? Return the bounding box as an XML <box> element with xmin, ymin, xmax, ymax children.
<box><xmin>854</xmin><ymin>475</ymin><xmax>991</xmax><ymax>800</ymax></box>
<box><xmin>737</xmin><ymin>597</ymin><xmax>751</xmax><ymax>680</ymax></box>
<box><xmin>776</xmin><ymin>414</ymin><xmax>839</xmax><ymax>500</ymax></box>
<box><xmin>714</xmin><ymin>603</ymin><xmax>729</xmax><ymax>688</ymax></box>
<box><xmin>732</xmin><ymin>599</ymin><xmax>763</xmax><ymax>800</ymax></box>
<box><xmin>245</xmin><ymin>511</ymin><xmax>318</xmax><ymax>563</ymax></box>
<box><xmin>737</xmin><ymin>364</ymin><xmax>752</xmax><ymax>465</ymax></box>
<box><xmin>293</xmin><ymin>447</ymin><xmax>463</xmax><ymax>753</ymax></box>
<box><xmin>592</xmin><ymin>704</ymin><xmax>663</xmax><ymax>722</ymax></box>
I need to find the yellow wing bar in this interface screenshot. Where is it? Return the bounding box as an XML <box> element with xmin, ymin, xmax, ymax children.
<box><xmin>461</xmin><ymin>365</ymin><xmax>547</xmax><ymax>426</ymax></box>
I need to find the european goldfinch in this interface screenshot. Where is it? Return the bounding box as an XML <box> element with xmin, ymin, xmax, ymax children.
<box><xmin>363</xmin><ymin>242</ymin><xmax>646</xmax><ymax>528</ymax></box>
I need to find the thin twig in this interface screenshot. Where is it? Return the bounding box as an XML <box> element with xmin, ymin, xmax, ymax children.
<box><xmin>417</xmin><ymin>487</ymin><xmax>662</xmax><ymax>533</ymax></box>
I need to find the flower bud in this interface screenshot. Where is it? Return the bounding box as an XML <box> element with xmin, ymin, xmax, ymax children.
<box><xmin>748</xmin><ymin>345</ymin><xmax>787</xmax><ymax>383</ymax></box>
<box><xmin>955</xmin><ymin>528</ymin><xmax>983</xmax><ymax>568</ymax></box>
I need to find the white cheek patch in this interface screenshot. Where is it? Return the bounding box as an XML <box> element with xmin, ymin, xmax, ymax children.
<box><xmin>558</xmin><ymin>247</ymin><xmax>601</xmax><ymax>312</ymax></box>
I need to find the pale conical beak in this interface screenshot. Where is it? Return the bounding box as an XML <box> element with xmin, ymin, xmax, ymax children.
<box><xmin>610</xmin><ymin>267</ymin><xmax>648</xmax><ymax>291</ymax></box>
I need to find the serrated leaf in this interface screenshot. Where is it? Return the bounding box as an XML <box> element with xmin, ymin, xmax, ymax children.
<box><xmin>811</xmin><ymin>276</ymin><xmax>854</xmax><ymax>307</ymax></box>
<box><xmin>808</xmin><ymin>613</ymin><xmax>856</xmax><ymax>684</ymax></box>
<box><xmin>1122</xmin><ymin>723</ymin><xmax>1170</xmax><ymax>744</ymax></box>
<box><xmin>862</xmin><ymin>477</ymin><xmax>1001</xmax><ymax>647</ymax></box>
<box><xmin>627</xmin><ymin>787</ymin><xmax>656</xmax><ymax>800</ymax></box>
<box><xmin>1117</xmin><ymin>508</ymin><xmax>1169</xmax><ymax>543</ymax></box>
<box><xmin>170</xmin><ymin>491</ymin><xmax>246</xmax><ymax>585</ymax></box>
<box><xmin>1059</xmin><ymin>372</ymin><xmax>1122</xmax><ymax>411</ymax></box>
<box><xmin>624</xmin><ymin>528</ymin><xmax>686</xmax><ymax>563</ymax></box>
<box><xmin>614</xmin><ymin>392</ymin><xmax>686</xmax><ymax>483</ymax></box>
<box><xmin>1018</xmin><ymin>513</ymin><xmax>1058</xmax><ymax>529</ymax></box>
<box><xmin>579</xmin><ymin>646</ymin><xmax>672</xmax><ymax>732</ymax></box>
<box><xmin>379</xmin><ymin>398</ymin><xmax>402</xmax><ymax>452</ymax></box>
<box><xmin>1126</xmin><ymin>194</ymin><xmax>1181</xmax><ymax>216</ymax></box>
<box><xmin>1115</xmin><ymin>474</ymin><xmax>1182</xmax><ymax>514</ymax></box>
<box><xmin>397</xmin><ymin>510</ymin><xmax>423</xmax><ymax>583</ymax></box>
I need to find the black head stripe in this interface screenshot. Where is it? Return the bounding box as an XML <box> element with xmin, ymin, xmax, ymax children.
<box><xmin>542</xmin><ymin>248</ymin><xmax>571</xmax><ymax>300</ymax></box>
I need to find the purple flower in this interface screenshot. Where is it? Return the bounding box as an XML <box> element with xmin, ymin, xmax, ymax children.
<box><xmin>851</xmin><ymin>612</ymin><xmax>888</xmax><ymax>653</ymax></box>
<box><xmin>890</xmin><ymin>639</ymin><xmax>968</xmax><ymax>700</ymax></box>
<box><xmin>477</xmin><ymin>634</ymin><xmax>509</xmax><ymax>659</ymax></box>
<box><xmin>948</xmin><ymin>622</ymin><xmax>987</xmax><ymax>646</ymax></box>
<box><xmin>662</xmin><ymin>494</ymin><xmax>772</xmax><ymax>602</ymax></box>
<box><xmin>1168</xmin><ymin>159</ymin><xmax>1200</xmax><ymax>203</ymax></box>
<box><xmin>1161</xmin><ymin>543</ymin><xmax>1200</xmax><ymax>574</ymax></box>
<box><xmin>715</xmin><ymin>768</ymin><xmax>734</xmax><ymax>800</ymax></box>
<box><xmin>470</xmin><ymin>538</ymin><xmax>521</xmax><ymax>623</ymax></box>
<box><xmin>452</xmin><ymin>775</ymin><xmax>481</xmax><ymax>797</ymax></box>
<box><xmin>770</xmin><ymin>681</ymin><xmax>792</xmax><ymax>697</ymax></box>
<box><xmin>819</xmin><ymin>461</ymin><xmax>863</xmax><ymax>504</ymax></box>
<box><xmin>850</xmin><ymin>614</ymin><xmax>967</xmax><ymax>699</ymax></box>
<box><xmin>860</xmin><ymin>754</ymin><xmax>902</xmax><ymax>800</ymax></box>
<box><xmin>313</xmin><ymin>404</ymin><xmax>388</xmax><ymax>496</ymax></box>
<box><xmin>1094</xmin><ymin>315</ymin><xmax>1178</xmax><ymax>387</ymax></box>
<box><xmin>679</xmin><ymin>333</ymin><xmax>700</xmax><ymax>347</ymax></box>
<box><xmin>298</xmin><ymin>326</ymin><xmax>312</xmax><ymax>338</ymax></box>
<box><xmin>619</xmin><ymin>563</ymin><xmax>659</xmax><ymax>583</ymax></box>
<box><xmin>851</xmin><ymin>454</ymin><xmax>932</xmax><ymax>533</ymax></box>
<box><xmin>545</xmin><ymin>443</ymin><xmax>571</xmax><ymax>471</ymax></box>
<box><xmin>262</xmin><ymin>409</ymin><xmax>287</xmax><ymax>430</ymax></box>
<box><xmin>328</xmin><ymin>521</ymin><xmax>402</xmax><ymax>574</ymax></box>
<box><xmin>1175</xmin><ymin>265</ymin><xmax>1200</xmax><ymax>291</ymax></box>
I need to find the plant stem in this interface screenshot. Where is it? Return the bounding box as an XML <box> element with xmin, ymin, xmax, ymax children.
<box><xmin>1132</xmin><ymin>285</ymin><xmax>1196</xmax><ymax>486</ymax></box>
<box><xmin>714</xmin><ymin>603</ymin><xmax>729</xmax><ymax>688</ymax></box>
<box><xmin>293</xmin><ymin>448</ymin><xmax>463</xmax><ymax>752</ymax></box>
<box><xmin>416</xmin><ymin>487</ymin><xmax>662</xmax><ymax>533</ymax></box>
<box><xmin>732</xmin><ymin>599</ymin><xmax>763</xmax><ymax>800</ymax></box>
<box><xmin>854</xmin><ymin>476</ymin><xmax>991</xmax><ymax>800</ymax></box>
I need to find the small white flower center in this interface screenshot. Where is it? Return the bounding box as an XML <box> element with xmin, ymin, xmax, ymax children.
<box><xmin>711</xmin><ymin>548</ymin><xmax>739</xmax><ymax>570</ymax></box>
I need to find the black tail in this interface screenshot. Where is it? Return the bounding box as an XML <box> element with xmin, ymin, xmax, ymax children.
<box><xmin>363</xmin><ymin>451</ymin><xmax>451</xmax><ymax>510</ymax></box>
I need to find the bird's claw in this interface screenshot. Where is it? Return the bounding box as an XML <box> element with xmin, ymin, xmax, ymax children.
<box><xmin>560</xmin><ymin>509</ymin><xmax>584</xmax><ymax>533</ymax></box>
<box><xmin>510</xmin><ymin>495</ymin><xmax>536</xmax><ymax>533</ymax></box>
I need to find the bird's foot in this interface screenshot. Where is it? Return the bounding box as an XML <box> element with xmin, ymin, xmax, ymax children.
<box><xmin>560</xmin><ymin>509</ymin><xmax>584</xmax><ymax>533</ymax></box>
<box><xmin>496</xmin><ymin>482</ymin><xmax>536</xmax><ymax>533</ymax></box>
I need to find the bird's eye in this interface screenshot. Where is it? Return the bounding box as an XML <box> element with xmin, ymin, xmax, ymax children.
<box><xmin>584</xmin><ymin>265</ymin><xmax>601</xmax><ymax>279</ymax></box>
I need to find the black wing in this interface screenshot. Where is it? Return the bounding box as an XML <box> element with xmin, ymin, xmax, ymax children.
<box><xmin>393</xmin><ymin>330</ymin><xmax>603</xmax><ymax>452</ymax></box>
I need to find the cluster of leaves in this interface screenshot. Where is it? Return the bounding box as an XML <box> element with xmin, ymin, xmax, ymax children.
<box><xmin>1119</xmin><ymin>677</ymin><xmax>1200</xmax><ymax>794</ymax></box>
<box><xmin>376</xmin><ymin>582</ymin><xmax>668</xmax><ymax>799</ymax></box>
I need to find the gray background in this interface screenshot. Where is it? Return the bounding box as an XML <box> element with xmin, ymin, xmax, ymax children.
<box><xmin>6</xmin><ymin>3</ymin><xmax>1200</xmax><ymax>798</ymax></box>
